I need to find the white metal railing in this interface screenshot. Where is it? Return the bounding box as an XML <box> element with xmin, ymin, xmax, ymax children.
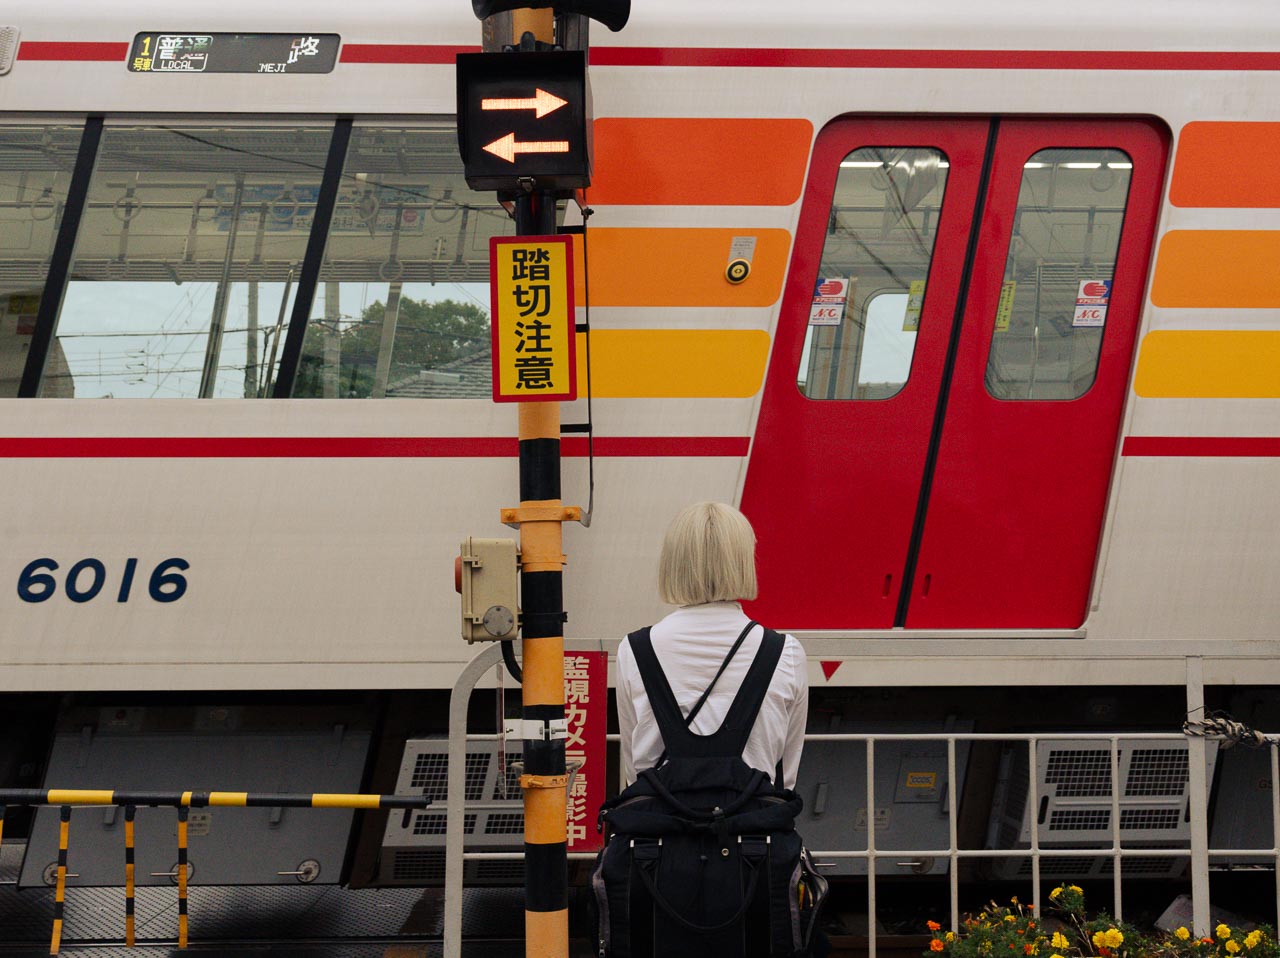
<box><xmin>442</xmin><ymin>642</ymin><xmax>1280</xmax><ymax>958</ymax></box>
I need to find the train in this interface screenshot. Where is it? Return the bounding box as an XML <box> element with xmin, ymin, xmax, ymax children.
<box><xmin>0</xmin><ymin>0</ymin><xmax>1277</xmax><ymax>902</ymax></box>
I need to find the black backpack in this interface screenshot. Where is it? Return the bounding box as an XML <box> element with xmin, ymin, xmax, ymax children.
<box><xmin>590</xmin><ymin>622</ymin><xmax>828</xmax><ymax>958</ymax></box>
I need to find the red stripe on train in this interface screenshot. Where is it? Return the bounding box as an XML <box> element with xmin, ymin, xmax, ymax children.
<box><xmin>15</xmin><ymin>42</ymin><xmax>1280</xmax><ymax>71</ymax></box>
<box><xmin>17</xmin><ymin>41</ymin><xmax>131</xmax><ymax>61</ymax></box>
<box><xmin>339</xmin><ymin>43</ymin><xmax>477</xmax><ymax>63</ymax></box>
<box><xmin>1122</xmin><ymin>436</ymin><xmax>1280</xmax><ymax>457</ymax></box>
<box><xmin>591</xmin><ymin>48</ymin><xmax>1280</xmax><ymax>70</ymax></box>
<box><xmin>0</xmin><ymin>436</ymin><xmax>750</xmax><ymax>458</ymax></box>
<box><xmin>338</xmin><ymin>45</ymin><xmax>1280</xmax><ymax>71</ymax></box>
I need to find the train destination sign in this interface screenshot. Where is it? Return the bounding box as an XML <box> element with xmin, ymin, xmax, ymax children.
<box><xmin>127</xmin><ymin>33</ymin><xmax>340</xmax><ymax>74</ymax></box>
<box><xmin>457</xmin><ymin>51</ymin><xmax>592</xmax><ymax>192</ymax></box>
<box><xmin>490</xmin><ymin>235</ymin><xmax>577</xmax><ymax>403</ymax></box>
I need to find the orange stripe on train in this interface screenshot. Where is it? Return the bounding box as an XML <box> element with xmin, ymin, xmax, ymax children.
<box><xmin>588</xmin><ymin>118</ymin><xmax>813</xmax><ymax>206</ymax></box>
<box><xmin>1171</xmin><ymin>123</ymin><xmax>1280</xmax><ymax>208</ymax></box>
<box><xmin>570</xmin><ymin>228</ymin><xmax>790</xmax><ymax>307</ymax></box>
<box><xmin>1151</xmin><ymin>231</ymin><xmax>1280</xmax><ymax>308</ymax></box>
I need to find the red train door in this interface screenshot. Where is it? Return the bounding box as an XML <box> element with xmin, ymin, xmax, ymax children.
<box><xmin>742</xmin><ymin>117</ymin><xmax>1166</xmax><ymax>631</ymax></box>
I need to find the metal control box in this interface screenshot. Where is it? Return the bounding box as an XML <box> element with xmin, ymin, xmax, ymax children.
<box><xmin>986</xmin><ymin>738</ymin><xmax>1219</xmax><ymax>880</ymax></box>
<box><xmin>459</xmin><ymin>537</ymin><xmax>520</xmax><ymax>643</ymax></box>
<box><xmin>794</xmin><ymin>719</ymin><xmax>973</xmax><ymax>876</ymax></box>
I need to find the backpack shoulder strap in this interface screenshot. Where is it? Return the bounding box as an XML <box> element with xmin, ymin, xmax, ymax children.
<box><xmin>712</xmin><ymin>628</ymin><xmax>786</xmax><ymax>757</ymax></box>
<box><xmin>624</xmin><ymin>627</ymin><xmax>690</xmax><ymax>752</ymax></box>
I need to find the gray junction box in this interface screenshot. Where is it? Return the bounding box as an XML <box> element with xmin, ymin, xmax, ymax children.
<box><xmin>794</xmin><ymin>719</ymin><xmax>973</xmax><ymax>876</ymax></box>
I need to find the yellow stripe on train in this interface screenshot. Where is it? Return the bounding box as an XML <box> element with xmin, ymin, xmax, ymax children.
<box><xmin>1134</xmin><ymin>330</ymin><xmax>1280</xmax><ymax>398</ymax></box>
<box><xmin>574</xmin><ymin>329</ymin><xmax>771</xmax><ymax>398</ymax></box>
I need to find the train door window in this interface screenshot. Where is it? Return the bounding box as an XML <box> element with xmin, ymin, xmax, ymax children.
<box><xmin>44</xmin><ymin>124</ymin><xmax>331</xmax><ymax>398</ymax></box>
<box><xmin>292</xmin><ymin>127</ymin><xmax>512</xmax><ymax>399</ymax></box>
<box><xmin>798</xmin><ymin>147</ymin><xmax>947</xmax><ymax>401</ymax></box>
<box><xmin>0</xmin><ymin>123</ymin><xmax>85</xmax><ymax>397</ymax></box>
<box><xmin>985</xmin><ymin>148</ymin><xmax>1133</xmax><ymax>400</ymax></box>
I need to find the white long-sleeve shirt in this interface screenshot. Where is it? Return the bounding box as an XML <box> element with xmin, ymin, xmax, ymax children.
<box><xmin>617</xmin><ymin>601</ymin><xmax>809</xmax><ymax>789</ymax></box>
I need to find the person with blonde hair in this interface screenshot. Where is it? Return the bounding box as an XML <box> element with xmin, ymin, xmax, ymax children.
<box><xmin>616</xmin><ymin>500</ymin><xmax>809</xmax><ymax>788</ymax></box>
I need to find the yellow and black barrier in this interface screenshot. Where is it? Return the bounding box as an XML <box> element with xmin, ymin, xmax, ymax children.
<box><xmin>0</xmin><ymin>789</ymin><xmax>429</xmax><ymax>954</ymax></box>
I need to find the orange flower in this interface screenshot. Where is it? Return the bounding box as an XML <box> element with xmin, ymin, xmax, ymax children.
<box><xmin>930</xmin><ymin>940</ymin><xmax>945</xmax><ymax>953</ymax></box>
<box><xmin>928</xmin><ymin>921</ymin><xmax>942</xmax><ymax>931</ymax></box>
<box><xmin>1024</xmin><ymin>945</ymin><xmax>1035</xmax><ymax>955</ymax></box>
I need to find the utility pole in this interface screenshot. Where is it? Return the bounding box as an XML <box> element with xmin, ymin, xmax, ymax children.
<box><xmin>485</xmin><ymin>13</ymin><xmax>569</xmax><ymax>954</ymax></box>
<box><xmin>459</xmin><ymin>4</ymin><xmax>627</xmax><ymax>954</ymax></box>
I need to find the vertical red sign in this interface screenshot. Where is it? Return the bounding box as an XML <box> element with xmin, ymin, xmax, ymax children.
<box><xmin>563</xmin><ymin>651</ymin><xmax>606</xmax><ymax>852</ymax></box>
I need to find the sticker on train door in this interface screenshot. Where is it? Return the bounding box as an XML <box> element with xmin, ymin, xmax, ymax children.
<box><xmin>995</xmin><ymin>280</ymin><xmax>1017</xmax><ymax>331</ymax></box>
<box><xmin>1073</xmin><ymin>279</ymin><xmax>1111</xmax><ymax>327</ymax></box>
<box><xmin>809</xmin><ymin>277</ymin><xmax>852</xmax><ymax>326</ymax></box>
<box><xmin>903</xmin><ymin>280</ymin><xmax>925</xmax><ymax>331</ymax></box>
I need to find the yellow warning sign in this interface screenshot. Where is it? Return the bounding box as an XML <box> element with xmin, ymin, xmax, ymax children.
<box><xmin>905</xmin><ymin>772</ymin><xmax>937</xmax><ymax>789</ymax></box>
<box><xmin>995</xmin><ymin>280</ymin><xmax>1017</xmax><ymax>332</ymax></box>
<box><xmin>490</xmin><ymin>235</ymin><xmax>577</xmax><ymax>402</ymax></box>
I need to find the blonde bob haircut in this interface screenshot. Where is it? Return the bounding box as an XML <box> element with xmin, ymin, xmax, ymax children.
<box><xmin>658</xmin><ymin>501</ymin><xmax>759</xmax><ymax>606</ymax></box>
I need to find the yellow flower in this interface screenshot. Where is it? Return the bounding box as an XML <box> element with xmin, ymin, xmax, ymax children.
<box><xmin>1092</xmin><ymin>931</ymin><xmax>1105</xmax><ymax>948</ymax></box>
<box><xmin>1176</xmin><ymin>928</ymin><xmax>1191</xmax><ymax>941</ymax></box>
<box><xmin>1105</xmin><ymin>928</ymin><xmax>1124</xmax><ymax>948</ymax></box>
<box><xmin>1219</xmin><ymin>924</ymin><xmax>1233</xmax><ymax>940</ymax></box>
<box><xmin>946</xmin><ymin>932</ymin><xmax>955</xmax><ymax>943</ymax></box>
<box><xmin>1051</xmin><ymin>932</ymin><xmax>1070</xmax><ymax>949</ymax></box>
<box><xmin>1005</xmin><ymin>915</ymin><xmax>1017</xmax><ymax>923</ymax></box>
<box><xmin>1012</xmin><ymin>896</ymin><xmax>1019</xmax><ymax>904</ymax></box>
<box><xmin>1226</xmin><ymin>941</ymin><xmax>1241</xmax><ymax>954</ymax></box>
<box><xmin>1049</xmin><ymin>888</ymin><xmax>1062</xmax><ymax>900</ymax></box>
<box><xmin>1245</xmin><ymin>930</ymin><xmax>1262</xmax><ymax>949</ymax></box>
<box><xmin>1069</xmin><ymin>886</ymin><xmax>1083</xmax><ymax>894</ymax></box>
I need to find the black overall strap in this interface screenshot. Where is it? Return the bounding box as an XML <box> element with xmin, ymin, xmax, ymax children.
<box><xmin>628</xmin><ymin>624</ymin><xmax>786</xmax><ymax>760</ymax></box>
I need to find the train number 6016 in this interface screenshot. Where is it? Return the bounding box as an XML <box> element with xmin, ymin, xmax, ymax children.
<box><xmin>17</xmin><ymin>558</ymin><xmax>190</xmax><ymax>604</ymax></box>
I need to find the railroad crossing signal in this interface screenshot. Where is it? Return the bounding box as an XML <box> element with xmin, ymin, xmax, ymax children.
<box><xmin>456</xmin><ymin>51</ymin><xmax>592</xmax><ymax>192</ymax></box>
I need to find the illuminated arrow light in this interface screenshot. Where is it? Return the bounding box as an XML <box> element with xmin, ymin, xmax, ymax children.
<box><xmin>483</xmin><ymin>133</ymin><xmax>571</xmax><ymax>164</ymax></box>
<box><xmin>480</xmin><ymin>88</ymin><xmax>569</xmax><ymax>118</ymax></box>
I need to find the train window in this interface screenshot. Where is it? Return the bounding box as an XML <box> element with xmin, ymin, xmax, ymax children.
<box><xmin>292</xmin><ymin>127</ymin><xmax>511</xmax><ymax>399</ymax></box>
<box><xmin>797</xmin><ymin>147</ymin><xmax>947</xmax><ymax>400</ymax></box>
<box><xmin>984</xmin><ymin>148</ymin><xmax>1133</xmax><ymax>401</ymax></box>
<box><xmin>45</xmin><ymin>124</ymin><xmax>331</xmax><ymax>398</ymax></box>
<box><xmin>0</xmin><ymin>123</ymin><xmax>85</xmax><ymax>397</ymax></box>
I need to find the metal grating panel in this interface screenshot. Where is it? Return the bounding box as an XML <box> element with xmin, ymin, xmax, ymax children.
<box><xmin>484</xmin><ymin>812</ymin><xmax>525</xmax><ymax>835</ymax></box>
<box><xmin>1016</xmin><ymin>856</ymin><xmax>1099</xmax><ymax>876</ymax></box>
<box><xmin>410</xmin><ymin>752</ymin><xmax>489</xmax><ymax>802</ymax></box>
<box><xmin>1005</xmin><ymin>746</ymin><xmax>1029</xmax><ymax>824</ymax></box>
<box><xmin>1046</xmin><ymin>749</ymin><xmax>1112</xmax><ymax>797</ymax></box>
<box><xmin>0</xmin><ymin>27</ymin><xmax>17</xmax><ymax>75</ymax></box>
<box><xmin>392</xmin><ymin>849</ymin><xmax>445</xmax><ymax>883</ymax></box>
<box><xmin>1049</xmin><ymin>808</ymin><xmax>1110</xmax><ymax>831</ymax></box>
<box><xmin>1102</xmin><ymin>855</ymin><xmax>1187</xmax><ymax>875</ymax></box>
<box><xmin>1119</xmin><ymin>807</ymin><xmax>1182</xmax><ymax>830</ymax></box>
<box><xmin>476</xmin><ymin>861</ymin><xmax>525</xmax><ymax>883</ymax></box>
<box><xmin>1126</xmin><ymin>749</ymin><xmax>1188</xmax><ymax>797</ymax></box>
<box><xmin>412</xmin><ymin>812</ymin><xmax>475</xmax><ymax>836</ymax></box>
<box><xmin>491</xmin><ymin>753</ymin><xmax>523</xmax><ymax>800</ymax></box>
<box><xmin>0</xmin><ymin>26</ymin><xmax>17</xmax><ymax>74</ymax></box>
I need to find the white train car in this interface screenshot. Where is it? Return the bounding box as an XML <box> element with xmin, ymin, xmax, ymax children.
<box><xmin>0</xmin><ymin>0</ymin><xmax>1277</xmax><ymax>892</ymax></box>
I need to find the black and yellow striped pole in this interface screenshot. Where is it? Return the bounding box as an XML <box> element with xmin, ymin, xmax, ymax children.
<box><xmin>124</xmin><ymin>805</ymin><xmax>136</xmax><ymax>947</ymax></box>
<box><xmin>176</xmin><ymin>805</ymin><xmax>189</xmax><ymax>948</ymax></box>
<box><xmin>50</xmin><ymin>805</ymin><xmax>70</xmax><ymax>956</ymax></box>
<box><xmin>486</xmin><ymin>10</ymin><xmax>571</xmax><ymax>957</ymax></box>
